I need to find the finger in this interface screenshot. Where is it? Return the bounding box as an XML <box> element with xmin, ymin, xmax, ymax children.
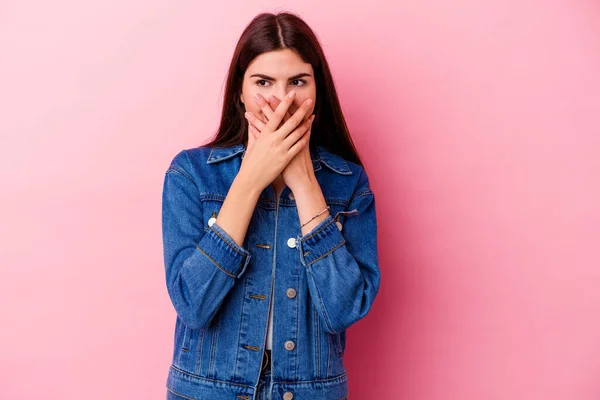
<box><xmin>275</xmin><ymin>97</ymin><xmax>313</xmax><ymax>139</ymax></box>
<box><xmin>248</xmin><ymin>97</ymin><xmax>269</xmax><ymax>125</ymax></box>
<box><xmin>244</xmin><ymin>111</ymin><xmax>266</xmax><ymax>133</ymax></box>
<box><xmin>253</xmin><ymin>93</ymin><xmax>277</xmax><ymax>124</ymax></box>
<box><xmin>268</xmin><ymin>96</ymin><xmax>292</xmax><ymax>123</ymax></box>
<box><xmin>249</xmin><ymin>124</ymin><xmax>259</xmax><ymax>138</ymax></box>
<box><xmin>286</xmin><ymin>120</ymin><xmax>312</xmax><ymax>160</ymax></box>
<box><xmin>247</xmin><ymin>126</ymin><xmax>256</xmax><ymax>148</ymax></box>
<box><xmin>263</xmin><ymin>90</ymin><xmax>296</xmax><ymax>132</ymax></box>
<box><xmin>257</xmin><ymin>106</ymin><xmax>269</xmax><ymax>125</ymax></box>
<box><xmin>282</xmin><ymin>114</ymin><xmax>314</xmax><ymax>149</ymax></box>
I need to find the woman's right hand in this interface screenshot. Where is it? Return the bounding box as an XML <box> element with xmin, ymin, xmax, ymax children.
<box><xmin>238</xmin><ymin>90</ymin><xmax>314</xmax><ymax>192</ymax></box>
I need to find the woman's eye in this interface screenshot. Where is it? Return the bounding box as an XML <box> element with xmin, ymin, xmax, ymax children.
<box><xmin>255</xmin><ymin>79</ymin><xmax>307</xmax><ymax>87</ymax></box>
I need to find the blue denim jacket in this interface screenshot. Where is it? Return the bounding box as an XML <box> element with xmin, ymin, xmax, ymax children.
<box><xmin>161</xmin><ymin>143</ymin><xmax>380</xmax><ymax>400</ymax></box>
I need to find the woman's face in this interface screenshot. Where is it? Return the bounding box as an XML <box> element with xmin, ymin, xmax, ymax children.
<box><xmin>240</xmin><ymin>49</ymin><xmax>316</xmax><ymax>129</ymax></box>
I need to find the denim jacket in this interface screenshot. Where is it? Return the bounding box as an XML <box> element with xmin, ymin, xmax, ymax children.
<box><xmin>161</xmin><ymin>142</ymin><xmax>380</xmax><ymax>400</ymax></box>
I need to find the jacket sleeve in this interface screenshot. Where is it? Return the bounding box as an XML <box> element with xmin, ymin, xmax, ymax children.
<box><xmin>295</xmin><ymin>166</ymin><xmax>380</xmax><ymax>334</ymax></box>
<box><xmin>161</xmin><ymin>150</ymin><xmax>251</xmax><ymax>330</ymax></box>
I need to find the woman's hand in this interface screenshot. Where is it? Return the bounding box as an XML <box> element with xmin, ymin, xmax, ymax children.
<box><xmin>245</xmin><ymin>93</ymin><xmax>316</xmax><ymax>192</ymax></box>
<box><xmin>239</xmin><ymin>91</ymin><xmax>314</xmax><ymax>192</ymax></box>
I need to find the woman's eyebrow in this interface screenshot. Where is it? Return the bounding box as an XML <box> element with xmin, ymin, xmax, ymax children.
<box><xmin>249</xmin><ymin>73</ymin><xmax>312</xmax><ymax>80</ymax></box>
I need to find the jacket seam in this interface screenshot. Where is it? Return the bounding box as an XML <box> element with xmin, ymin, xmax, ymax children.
<box><xmin>275</xmin><ymin>370</ymin><xmax>347</xmax><ymax>384</ymax></box>
<box><xmin>166</xmin><ymin>167</ymin><xmax>195</xmax><ymax>185</ymax></box>
<box><xmin>170</xmin><ymin>363</ymin><xmax>347</xmax><ymax>385</ymax></box>
<box><xmin>300</xmin><ymin>215</ymin><xmax>337</xmax><ymax>242</ymax></box>
<box><xmin>169</xmin><ymin>364</ymin><xmax>254</xmax><ymax>388</ymax></box>
<box><xmin>195</xmin><ymin>246</ymin><xmax>237</xmax><ymax>278</ymax></box>
<box><xmin>308</xmin><ymin>265</ymin><xmax>338</xmax><ymax>334</ymax></box>
<box><xmin>209</xmin><ymin>224</ymin><xmax>247</xmax><ymax>257</ymax></box>
<box><xmin>306</xmin><ymin>239</ymin><xmax>345</xmax><ymax>266</ymax></box>
<box><xmin>166</xmin><ymin>387</ymin><xmax>196</xmax><ymax>400</ymax></box>
<box><xmin>316</xmin><ymin>305</ymin><xmax>320</xmax><ymax>376</ymax></box>
<box><xmin>209</xmin><ymin>311</ymin><xmax>220</xmax><ymax>377</ymax></box>
<box><xmin>233</xmin><ymin>276</ymin><xmax>248</xmax><ymax>379</ymax></box>
<box><xmin>327</xmin><ymin>331</ymin><xmax>332</xmax><ymax>376</ymax></box>
<box><xmin>349</xmin><ymin>188</ymin><xmax>373</xmax><ymax>202</ymax></box>
<box><xmin>196</xmin><ymin>328</ymin><xmax>205</xmax><ymax>373</ymax></box>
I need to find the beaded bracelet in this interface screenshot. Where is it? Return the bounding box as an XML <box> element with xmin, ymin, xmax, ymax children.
<box><xmin>300</xmin><ymin>205</ymin><xmax>330</xmax><ymax>228</ymax></box>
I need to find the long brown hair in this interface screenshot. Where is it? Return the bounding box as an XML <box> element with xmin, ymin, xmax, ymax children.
<box><xmin>202</xmin><ymin>11</ymin><xmax>364</xmax><ymax>167</ymax></box>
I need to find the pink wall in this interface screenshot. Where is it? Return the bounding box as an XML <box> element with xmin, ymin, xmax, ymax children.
<box><xmin>1</xmin><ymin>1</ymin><xmax>599</xmax><ymax>399</ymax></box>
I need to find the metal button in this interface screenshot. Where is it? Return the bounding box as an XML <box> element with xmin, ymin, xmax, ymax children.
<box><xmin>287</xmin><ymin>237</ymin><xmax>296</xmax><ymax>248</ymax></box>
<box><xmin>288</xmin><ymin>192</ymin><xmax>295</xmax><ymax>200</ymax></box>
<box><xmin>336</xmin><ymin>221</ymin><xmax>343</xmax><ymax>231</ymax></box>
<box><xmin>286</xmin><ymin>288</ymin><xmax>297</xmax><ymax>298</ymax></box>
<box><xmin>284</xmin><ymin>340</ymin><xmax>295</xmax><ymax>351</ymax></box>
<box><xmin>208</xmin><ymin>217</ymin><xmax>217</xmax><ymax>227</ymax></box>
<box><xmin>283</xmin><ymin>392</ymin><xmax>294</xmax><ymax>400</ymax></box>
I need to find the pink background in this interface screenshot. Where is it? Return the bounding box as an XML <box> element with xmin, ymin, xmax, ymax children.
<box><xmin>2</xmin><ymin>1</ymin><xmax>600</xmax><ymax>399</ymax></box>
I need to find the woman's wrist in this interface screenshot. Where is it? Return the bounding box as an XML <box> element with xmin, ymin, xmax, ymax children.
<box><xmin>292</xmin><ymin>178</ymin><xmax>330</xmax><ymax>236</ymax></box>
<box><xmin>232</xmin><ymin>171</ymin><xmax>262</xmax><ymax>200</ymax></box>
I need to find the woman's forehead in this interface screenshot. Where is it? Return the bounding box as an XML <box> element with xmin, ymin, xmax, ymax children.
<box><xmin>246</xmin><ymin>49</ymin><xmax>313</xmax><ymax>76</ymax></box>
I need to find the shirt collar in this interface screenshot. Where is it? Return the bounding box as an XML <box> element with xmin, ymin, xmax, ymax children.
<box><xmin>206</xmin><ymin>143</ymin><xmax>352</xmax><ymax>175</ymax></box>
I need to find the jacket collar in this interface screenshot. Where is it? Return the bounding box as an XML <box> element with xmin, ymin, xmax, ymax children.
<box><xmin>206</xmin><ymin>143</ymin><xmax>352</xmax><ymax>175</ymax></box>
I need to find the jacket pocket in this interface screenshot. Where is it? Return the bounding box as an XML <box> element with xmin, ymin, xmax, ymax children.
<box><xmin>326</xmin><ymin>331</ymin><xmax>346</xmax><ymax>378</ymax></box>
<box><xmin>174</xmin><ymin>318</ymin><xmax>200</xmax><ymax>373</ymax></box>
<box><xmin>332</xmin><ymin>332</ymin><xmax>343</xmax><ymax>358</ymax></box>
<box><xmin>181</xmin><ymin>324</ymin><xmax>192</xmax><ymax>352</ymax></box>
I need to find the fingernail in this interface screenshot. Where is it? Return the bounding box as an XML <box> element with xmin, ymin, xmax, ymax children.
<box><xmin>306</xmin><ymin>99</ymin><xmax>313</xmax><ymax>106</ymax></box>
<box><xmin>244</xmin><ymin>112</ymin><xmax>251</xmax><ymax>118</ymax></box>
<box><xmin>288</xmin><ymin>91</ymin><xmax>296</xmax><ymax>98</ymax></box>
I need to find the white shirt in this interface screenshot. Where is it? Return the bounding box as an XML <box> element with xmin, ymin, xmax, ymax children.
<box><xmin>266</xmin><ymin>291</ymin><xmax>274</xmax><ymax>349</ymax></box>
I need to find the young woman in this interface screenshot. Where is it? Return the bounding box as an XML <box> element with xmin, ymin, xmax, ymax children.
<box><xmin>162</xmin><ymin>11</ymin><xmax>380</xmax><ymax>400</ymax></box>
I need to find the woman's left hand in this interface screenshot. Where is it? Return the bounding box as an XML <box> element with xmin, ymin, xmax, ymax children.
<box><xmin>245</xmin><ymin>93</ymin><xmax>316</xmax><ymax>191</ymax></box>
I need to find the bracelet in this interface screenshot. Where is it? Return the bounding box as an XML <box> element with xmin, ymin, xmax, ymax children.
<box><xmin>300</xmin><ymin>206</ymin><xmax>330</xmax><ymax>228</ymax></box>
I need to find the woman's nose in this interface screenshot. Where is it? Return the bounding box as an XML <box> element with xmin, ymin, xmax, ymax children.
<box><xmin>275</xmin><ymin>89</ymin><xmax>289</xmax><ymax>102</ymax></box>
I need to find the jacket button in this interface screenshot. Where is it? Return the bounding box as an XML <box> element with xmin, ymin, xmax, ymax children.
<box><xmin>208</xmin><ymin>217</ymin><xmax>217</xmax><ymax>227</ymax></box>
<box><xmin>286</xmin><ymin>288</ymin><xmax>297</xmax><ymax>298</ymax></box>
<box><xmin>288</xmin><ymin>192</ymin><xmax>295</xmax><ymax>200</ymax></box>
<box><xmin>287</xmin><ymin>237</ymin><xmax>296</xmax><ymax>248</ymax></box>
<box><xmin>336</xmin><ymin>221</ymin><xmax>343</xmax><ymax>231</ymax></box>
<box><xmin>283</xmin><ymin>392</ymin><xmax>294</xmax><ymax>400</ymax></box>
<box><xmin>284</xmin><ymin>340</ymin><xmax>295</xmax><ymax>351</ymax></box>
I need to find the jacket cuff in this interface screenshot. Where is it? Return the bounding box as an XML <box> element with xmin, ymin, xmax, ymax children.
<box><xmin>197</xmin><ymin>222</ymin><xmax>251</xmax><ymax>279</ymax></box>
<box><xmin>296</xmin><ymin>211</ymin><xmax>355</xmax><ymax>267</ymax></box>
